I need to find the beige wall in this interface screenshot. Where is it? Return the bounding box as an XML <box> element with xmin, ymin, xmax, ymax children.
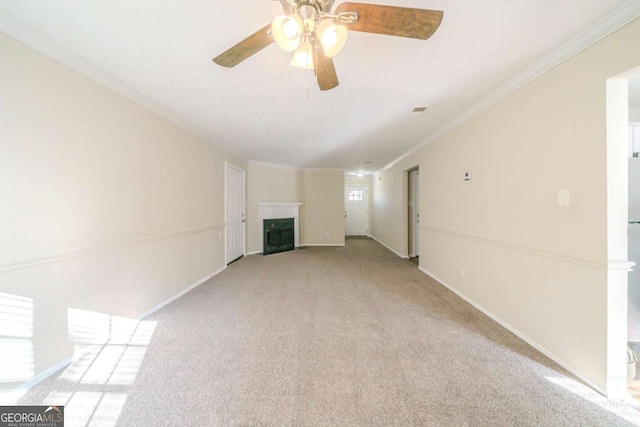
<box><xmin>246</xmin><ymin>163</ymin><xmax>345</xmax><ymax>251</ymax></box>
<box><xmin>303</xmin><ymin>170</ymin><xmax>345</xmax><ymax>246</ymax></box>
<box><xmin>372</xmin><ymin>158</ymin><xmax>419</xmax><ymax>258</ymax></box>
<box><xmin>246</xmin><ymin>161</ymin><xmax>304</xmax><ymax>253</ymax></box>
<box><xmin>345</xmin><ymin>176</ymin><xmax>372</xmax><ymax>187</ymax></box>
<box><xmin>631</xmin><ymin>108</ymin><xmax>640</xmax><ymax>122</ymax></box>
<box><xmin>371</xmin><ymin>18</ymin><xmax>640</xmax><ymax>395</ymax></box>
<box><xmin>0</xmin><ymin>33</ymin><xmax>245</xmax><ymax>387</ymax></box>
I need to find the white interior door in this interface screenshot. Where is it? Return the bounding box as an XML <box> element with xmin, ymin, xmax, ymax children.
<box><xmin>345</xmin><ymin>186</ymin><xmax>368</xmax><ymax>236</ymax></box>
<box><xmin>408</xmin><ymin>169</ymin><xmax>420</xmax><ymax>257</ymax></box>
<box><xmin>226</xmin><ymin>164</ymin><xmax>245</xmax><ymax>264</ymax></box>
<box><xmin>414</xmin><ymin>170</ymin><xmax>420</xmax><ymax>256</ymax></box>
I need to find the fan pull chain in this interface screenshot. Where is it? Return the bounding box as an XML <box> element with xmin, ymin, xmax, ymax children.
<box><xmin>314</xmin><ymin>39</ymin><xmax>319</xmax><ymax>91</ymax></box>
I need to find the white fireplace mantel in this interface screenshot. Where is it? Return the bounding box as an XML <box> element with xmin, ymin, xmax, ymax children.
<box><xmin>258</xmin><ymin>202</ymin><xmax>303</xmax><ymax>249</ymax></box>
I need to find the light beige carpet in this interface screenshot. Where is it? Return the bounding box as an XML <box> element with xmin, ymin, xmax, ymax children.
<box><xmin>14</xmin><ymin>237</ymin><xmax>640</xmax><ymax>426</ymax></box>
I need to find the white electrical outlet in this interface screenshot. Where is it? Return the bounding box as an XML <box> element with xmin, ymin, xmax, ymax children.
<box><xmin>325</xmin><ymin>232</ymin><xmax>330</xmax><ymax>238</ymax></box>
<box><xmin>464</xmin><ymin>171</ymin><xmax>472</xmax><ymax>181</ymax></box>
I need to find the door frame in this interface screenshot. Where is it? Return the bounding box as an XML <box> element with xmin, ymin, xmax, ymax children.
<box><xmin>604</xmin><ymin>68</ymin><xmax>638</xmax><ymax>398</ymax></box>
<box><xmin>225</xmin><ymin>163</ymin><xmax>246</xmax><ymax>264</ymax></box>
<box><xmin>344</xmin><ymin>185</ymin><xmax>370</xmax><ymax>236</ymax></box>
<box><xmin>407</xmin><ymin>167</ymin><xmax>419</xmax><ymax>258</ymax></box>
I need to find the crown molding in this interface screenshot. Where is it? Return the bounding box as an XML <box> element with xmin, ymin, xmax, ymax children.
<box><xmin>0</xmin><ymin>12</ymin><xmax>215</xmax><ymax>150</ymax></box>
<box><xmin>304</xmin><ymin>167</ymin><xmax>345</xmax><ymax>172</ymax></box>
<box><xmin>248</xmin><ymin>160</ymin><xmax>304</xmax><ymax>170</ymax></box>
<box><xmin>247</xmin><ymin>161</ymin><xmax>345</xmax><ymax>172</ymax></box>
<box><xmin>379</xmin><ymin>0</ymin><xmax>640</xmax><ymax>174</ymax></box>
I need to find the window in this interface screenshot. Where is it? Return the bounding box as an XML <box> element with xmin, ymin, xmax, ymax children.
<box><xmin>348</xmin><ymin>190</ymin><xmax>363</xmax><ymax>201</ymax></box>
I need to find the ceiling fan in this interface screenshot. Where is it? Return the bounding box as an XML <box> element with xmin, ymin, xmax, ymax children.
<box><xmin>213</xmin><ymin>0</ymin><xmax>443</xmax><ymax>91</ymax></box>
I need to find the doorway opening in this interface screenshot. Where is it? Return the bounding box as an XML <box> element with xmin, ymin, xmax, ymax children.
<box><xmin>606</xmin><ymin>66</ymin><xmax>640</xmax><ymax>399</ymax></box>
<box><xmin>408</xmin><ymin>167</ymin><xmax>419</xmax><ymax>265</ymax></box>
<box><xmin>622</xmin><ymin>68</ymin><xmax>640</xmax><ymax>401</ymax></box>
<box><xmin>225</xmin><ymin>163</ymin><xmax>246</xmax><ymax>265</ymax></box>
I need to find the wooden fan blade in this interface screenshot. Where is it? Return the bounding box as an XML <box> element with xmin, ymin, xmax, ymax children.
<box><xmin>335</xmin><ymin>2</ymin><xmax>443</xmax><ymax>40</ymax></box>
<box><xmin>315</xmin><ymin>49</ymin><xmax>339</xmax><ymax>91</ymax></box>
<box><xmin>213</xmin><ymin>24</ymin><xmax>273</xmax><ymax>67</ymax></box>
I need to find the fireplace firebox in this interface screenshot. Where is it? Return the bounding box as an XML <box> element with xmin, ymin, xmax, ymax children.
<box><xmin>263</xmin><ymin>218</ymin><xmax>295</xmax><ymax>255</ymax></box>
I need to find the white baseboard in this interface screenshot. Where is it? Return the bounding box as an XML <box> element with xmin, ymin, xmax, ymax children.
<box><xmin>15</xmin><ymin>267</ymin><xmax>227</xmax><ymax>394</ymax></box>
<box><xmin>301</xmin><ymin>244</ymin><xmax>346</xmax><ymax>247</ymax></box>
<box><xmin>136</xmin><ymin>265</ymin><xmax>226</xmax><ymax>320</ymax></box>
<box><xmin>246</xmin><ymin>245</ymin><xmax>309</xmax><ymax>255</ymax></box>
<box><xmin>418</xmin><ymin>266</ymin><xmax>608</xmax><ymax>396</ymax></box>
<box><xmin>370</xmin><ymin>235</ymin><xmax>409</xmax><ymax>259</ymax></box>
<box><xmin>15</xmin><ymin>345</ymin><xmax>99</xmax><ymax>392</ymax></box>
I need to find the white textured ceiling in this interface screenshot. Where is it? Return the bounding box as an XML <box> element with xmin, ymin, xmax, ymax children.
<box><xmin>0</xmin><ymin>0</ymin><xmax>636</xmax><ymax>173</ymax></box>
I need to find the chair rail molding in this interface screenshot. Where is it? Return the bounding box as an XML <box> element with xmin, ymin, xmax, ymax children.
<box><xmin>421</xmin><ymin>224</ymin><xmax>612</xmax><ymax>271</ymax></box>
<box><xmin>0</xmin><ymin>223</ymin><xmax>225</xmax><ymax>274</ymax></box>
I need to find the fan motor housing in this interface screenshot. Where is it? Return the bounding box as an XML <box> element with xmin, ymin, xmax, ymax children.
<box><xmin>279</xmin><ymin>0</ymin><xmax>334</xmax><ymax>14</ymax></box>
<box><xmin>315</xmin><ymin>0</ymin><xmax>334</xmax><ymax>12</ymax></box>
<box><xmin>296</xmin><ymin>0</ymin><xmax>333</xmax><ymax>13</ymax></box>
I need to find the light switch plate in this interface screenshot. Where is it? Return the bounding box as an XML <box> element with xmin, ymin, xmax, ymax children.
<box><xmin>464</xmin><ymin>171</ymin><xmax>472</xmax><ymax>181</ymax></box>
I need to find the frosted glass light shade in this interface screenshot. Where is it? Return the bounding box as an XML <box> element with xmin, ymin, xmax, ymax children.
<box><xmin>289</xmin><ymin>42</ymin><xmax>315</xmax><ymax>70</ymax></box>
<box><xmin>272</xmin><ymin>14</ymin><xmax>304</xmax><ymax>52</ymax></box>
<box><xmin>317</xmin><ymin>21</ymin><xmax>348</xmax><ymax>57</ymax></box>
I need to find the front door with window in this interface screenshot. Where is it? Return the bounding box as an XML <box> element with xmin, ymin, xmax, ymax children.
<box><xmin>345</xmin><ymin>186</ymin><xmax>368</xmax><ymax>236</ymax></box>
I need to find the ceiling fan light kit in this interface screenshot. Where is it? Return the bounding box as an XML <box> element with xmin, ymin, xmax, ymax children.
<box><xmin>290</xmin><ymin>42</ymin><xmax>316</xmax><ymax>69</ymax></box>
<box><xmin>272</xmin><ymin>14</ymin><xmax>305</xmax><ymax>51</ymax></box>
<box><xmin>272</xmin><ymin>6</ymin><xmax>348</xmax><ymax>68</ymax></box>
<box><xmin>213</xmin><ymin>1</ymin><xmax>443</xmax><ymax>91</ymax></box>
<box><xmin>316</xmin><ymin>20</ymin><xmax>348</xmax><ymax>57</ymax></box>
